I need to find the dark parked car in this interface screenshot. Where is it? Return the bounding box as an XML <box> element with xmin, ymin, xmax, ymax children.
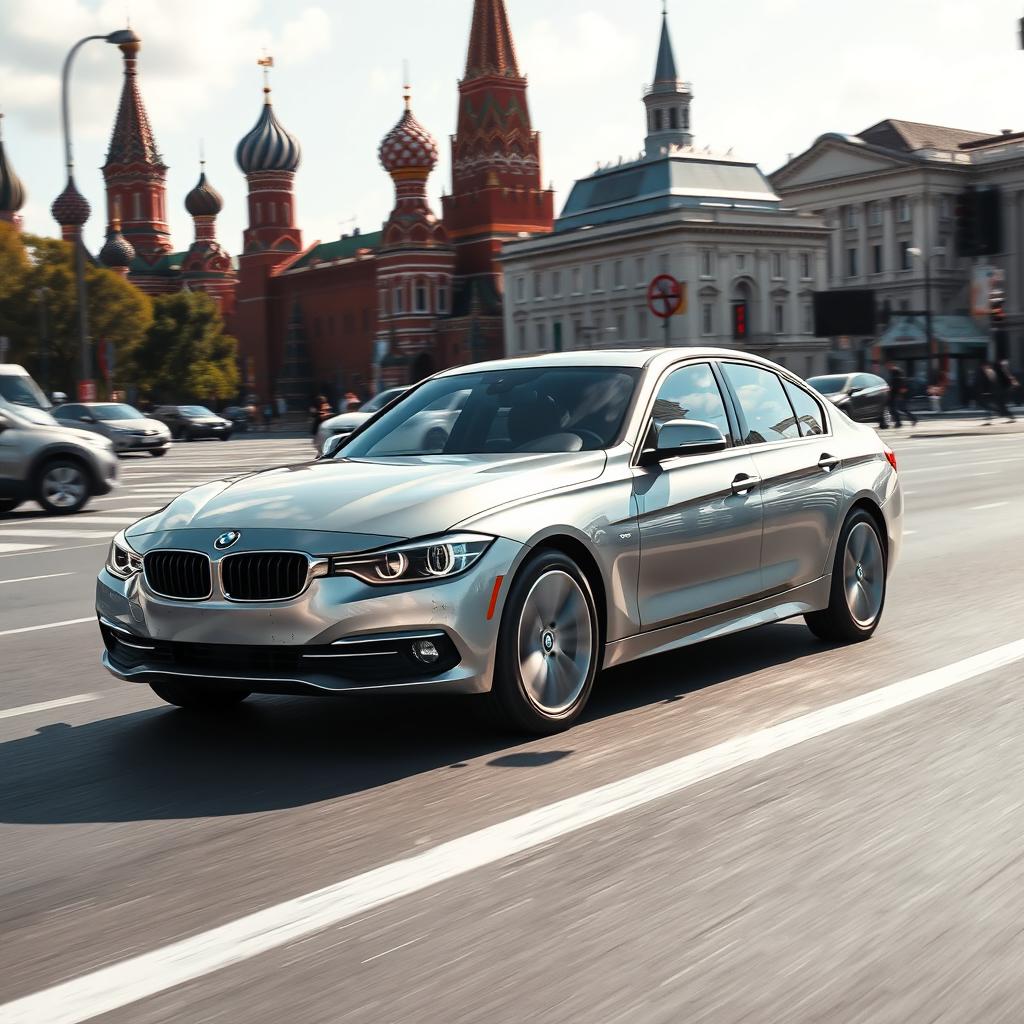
<box><xmin>53</xmin><ymin>402</ymin><xmax>171</xmax><ymax>456</ymax></box>
<box><xmin>221</xmin><ymin>406</ymin><xmax>251</xmax><ymax>433</ymax></box>
<box><xmin>151</xmin><ymin>405</ymin><xmax>232</xmax><ymax>441</ymax></box>
<box><xmin>807</xmin><ymin>373</ymin><xmax>890</xmax><ymax>425</ymax></box>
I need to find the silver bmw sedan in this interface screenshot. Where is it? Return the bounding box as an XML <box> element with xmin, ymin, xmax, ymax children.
<box><xmin>96</xmin><ymin>349</ymin><xmax>903</xmax><ymax>734</ymax></box>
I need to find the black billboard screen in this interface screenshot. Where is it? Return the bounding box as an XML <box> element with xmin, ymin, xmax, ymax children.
<box><xmin>813</xmin><ymin>290</ymin><xmax>876</xmax><ymax>337</ymax></box>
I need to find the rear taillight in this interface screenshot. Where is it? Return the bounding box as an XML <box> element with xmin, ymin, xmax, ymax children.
<box><xmin>884</xmin><ymin>446</ymin><xmax>897</xmax><ymax>472</ymax></box>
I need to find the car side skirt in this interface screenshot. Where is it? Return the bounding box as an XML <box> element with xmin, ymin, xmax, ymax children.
<box><xmin>603</xmin><ymin>575</ymin><xmax>832</xmax><ymax>670</ymax></box>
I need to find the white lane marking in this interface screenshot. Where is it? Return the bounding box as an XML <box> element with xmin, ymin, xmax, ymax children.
<box><xmin>0</xmin><ymin>693</ymin><xmax>99</xmax><ymax>721</ymax></box>
<box><xmin>901</xmin><ymin>455</ymin><xmax>1024</xmax><ymax>474</ymax></box>
<box><xmin>3</xmin><ymin>638</ymin><xmax>1023</xmax><ymax>1024</ymax></box>
<box><xmin>971</xmin><ymin>501</ymin><xmax>1009</xmax><ymax>511</ymax></box>
<box><xmin>0</xmin><ymin>543</ymin><xmax>47</xmax><ymax>554</ymax></box>
<box><xmin>0</xmin><ymin>572</ymin><xmax>75</xmax><ymax>586</ymax></box>
<box><xmin>903</xmin><ymin>530</ymin><xmax>918</xmax><ymax>535</ymax></box>
<box><xmin>0</xmin><ymin>542</ymin><xmax>107</xmax><ymax>559</ymax></box>
<box><xmin>0</xmin><ymin>529</ymin><xmax>111</xmax><ymax>540</ymax></box>
<box><xmin>359</xmin><ymin>937</ymin><xmax>422</xmax><ymax>965</ymax></box>
<box><xmin>0</xmin><ymin>617</ymin><xmax>94</xmax><ymax>638</ymax></box>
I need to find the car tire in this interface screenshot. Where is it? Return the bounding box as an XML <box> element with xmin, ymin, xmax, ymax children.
<box><xmin>184</xmin><ymin>428</ymin><xmax>196</xmax><ymax>442</ymax></box>
<box><xmin>805</xmin><ymin>509</ymin><xmax>887</xmax><ymax>643</ymax></box>
<box><xmin>486</xmin><ymin>549</ymin><xmax>600</xmax><ymax>735</ymax></box>
<box><xmin>35</xmin><ymin>458</ymin><xmax>91</xmax><ymax>515</ymax></box>
<box><xmin>150</xmin><ymin>448</ymin><xmax>167</xmax><ymax>457</ymax></box>
<box><xmin>149</xmin><ymin>681</ymin><xmax>250</xmax><ymax>711</ymax></box>
<box><xmin>219</xmin><ymin>433</ymin><xmax>231</xmax><ymax>442</ymax></box>
<box><xmin>0</xmin><ymin>498</ymin><xmax>22</xmax><ymax>514</ymax></box>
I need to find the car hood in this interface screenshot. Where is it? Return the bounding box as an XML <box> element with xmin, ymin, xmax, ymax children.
<box><xmin>128</xmin><ymin>450</ymin><xmax>607</xmax><ymax>539</ymax></box>
<box><xmin>102</xmin><ymin>418</ymin><xmax>167</xmax><ymax>432</ymax></box>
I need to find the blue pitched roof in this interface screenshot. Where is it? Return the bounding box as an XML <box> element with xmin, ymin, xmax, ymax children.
<box><xmin>654</xmin><ymin>14</ymin><xmax>678</xmax><ymax>83</ymax></box>
<box><xmin>556</xmin><ymin>154</ymin><xmax>781</xmax><ymax>233</ymax></box>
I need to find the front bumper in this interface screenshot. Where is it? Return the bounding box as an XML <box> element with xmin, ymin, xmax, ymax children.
<box><xmin>112</xmin><ymin>433</ymin><xmax>170</xmax><ymax>453</ymax></box>
<box><xmin>95</xmin><ymin>536</ymin><xmax>521</xmax><ymax>696</ymax></box>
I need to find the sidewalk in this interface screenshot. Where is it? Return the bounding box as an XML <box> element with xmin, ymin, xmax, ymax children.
<box><xmin>885</xmin><ymin>413</ymin><xmax>1023</xmax><ymax>439</ymax></box>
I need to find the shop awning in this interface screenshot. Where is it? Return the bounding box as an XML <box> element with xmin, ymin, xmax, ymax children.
<box><xmin>879</xmin><ymin>315</ymin><xmax>990</xmax><ymax>354</ymax></box>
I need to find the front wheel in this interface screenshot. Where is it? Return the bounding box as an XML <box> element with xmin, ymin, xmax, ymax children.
<box><xmin>36</xmin><ymin>459</ymin><xmax>91</xmax><ymax>515</ymax></box>
<box><xmin>150</xmin><ymin>448</ymin><xmax>167</xmax><ymax>458</ymax></box>
<box><xmin>149</xmin><ymin>681</ymin><xmax>250</xmax><ymax>711</ymax></box>
<box><xmin>486</xmin><ymin>550</ymin><xmax>600</xmax><ymax>734</ymax></box>
<box><xmin>805</xmin><ymin>510</ymin><xmax>887</xmax><ymax>643</ymax></box>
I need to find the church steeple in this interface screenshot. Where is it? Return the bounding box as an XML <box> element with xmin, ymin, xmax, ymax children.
<box><xmin>643</xmin><ymin>3</ymin><xmax>693</xmax><ymax>156</ymax></box>
<box><xmin>101</xmin><ymin>32</ymin><xmax>173</xmax><ymax>266</ymax></box>
<box><xmin>464</xmin><ymin>0</ymin><xmax>520</xmax><ymax>79</ymax></box>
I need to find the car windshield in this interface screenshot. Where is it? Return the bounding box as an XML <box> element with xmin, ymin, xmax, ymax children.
<box><xmin>180</xmin><ymin>406</ymin><xmax>215</xmax><ymax>417</ymax></box>
<box><xmin>807</xmin><ymin>375</ymin><xmax>849</xmax><ymax>395</ymax></box>
<box><xmin>359</xmin><ymin>389</ymin><xmax>405</xmax><ymax>414</ymax></box>
<box><xmin>341</xmin><ymin>366</ymin><xmax>640</xmax><ymax>458</ymax></box>
<box><xmin>92</xmin><ymin>404</ymin><xmax>144</xmax><ymax>420</ymax></box>
<box><xmin>0</xmin><ymin>373</ymin><xmax>51</xmax><ymax>410</ymax></box>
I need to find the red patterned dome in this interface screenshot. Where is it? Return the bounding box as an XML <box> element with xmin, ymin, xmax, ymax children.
<box><xmin>51</xmin><ymin>176</ymin><xmax>90</xmax><ymax>227</ymax></box>
<box><xmin>379</xmin><ymin>96</ymin><xmax>438</xmax><ymax>175</ymax></box>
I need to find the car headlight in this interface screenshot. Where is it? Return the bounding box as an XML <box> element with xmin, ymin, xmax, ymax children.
<box><xmin>331</xmin><ymin>533</ymin><xmax>493</xmax><ymax>586</ymax></box>
<box><xmin>81</xmin><ymin>432</ymin><xmax>114</xmax><ymax>448</ymax></box>
<box><xmin>106</xmin><ymin>529</ymin><xmax>143</xmax><ymax>580</ymax></box>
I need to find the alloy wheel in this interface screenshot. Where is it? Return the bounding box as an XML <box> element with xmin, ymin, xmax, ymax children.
<box><xmin>843</xmin><ymin>521</ymin><xmax>884</xmax><ymax>627</ymax></box>
<box><xmin>42</xmin><ymin>465</ymin><xmax>87</xmax><ymax>509</ymax></box>
<box><xmin>516</xmin><ymin>569</ymin><xmax>594</xmax><ymax>715</ymax></box>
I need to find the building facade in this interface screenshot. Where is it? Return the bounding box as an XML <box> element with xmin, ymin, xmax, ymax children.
<box><xmin>17</xmin><ymin>0</ymin><xmax>554</xmax><ymax>405</ymax></box>
<box><xmin>771</xmin><ymin>119</ymin><xmax>1024</xmax><ymax>392</ymax></box>
<box><xmin>500</xmin><ymin>9</ymin><xmax>831</xmax><ymax>378</ymax></box>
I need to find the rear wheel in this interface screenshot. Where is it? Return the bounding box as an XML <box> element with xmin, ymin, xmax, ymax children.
<box><xmin>805</xmin><ymin>510</ymin><xmax>886</xmax><ymax>643</ymax></box>
<box><xmin>149</xmin><ymin>681</ymin><xmax>250</xmax><ymax>711</ymax></box>
<box><xmin>150</xmin><ymin>448</ymin><xmax>167</xmax><ymax>457</ymax></box>
<box><xmin>486</xmin><ymin>550</ymin><xmax>600</xmax><ymax>734</ymax></box>
<box><xmin>36</xmin><ymin>459</ymin><xmax>91</xmax><ymax>514</ymax></box>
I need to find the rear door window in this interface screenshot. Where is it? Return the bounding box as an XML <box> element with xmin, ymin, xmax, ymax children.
<box><xmin>783</xmin><ymin>381</ymin><xmax>825</xmax><ymax>437</ymax></box>
<box><xmin>721</xmin><ymin>363</ymin><xmax>801</xmax><ymax>444</ymax></box>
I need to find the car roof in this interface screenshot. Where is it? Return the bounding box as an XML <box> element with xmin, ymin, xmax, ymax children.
<box><xmin>434</xmin><ymin>347</ymin><xmax>782</xmax><ymax>377</ymax></box>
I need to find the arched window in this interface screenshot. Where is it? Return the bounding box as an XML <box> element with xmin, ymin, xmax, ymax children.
<box><xmin>255</xmin><ymin>202</ymin><xmax>262</xmax><ymax>224</ymax></box>
<box><xmin>283</xmin><ymin>202</ymin><xmax>290</xmax><ymax>223</ymax></box>
<box><xmin>654</xmin><ymin>109</ymin><xmax>663</xmax><ymax>132</ymax></box>
<box><xmin>379</xmin><ymin>289</ymin><xmax>388</xmax><ymax>316</ymax></box>
<box><xmin>132</xmin><ymin>192</ymin><xmax>142</xmax><ymax>220</ymax></box>
<box><xmin>669</xmin><ymin>108</ymin><xmax>678</xmax><ymax>130</ymax></box>
<box><xmin>415</xmin><ymin>279</ymin><xmax>428</xmax><ymax>313</ymax></box>
<box><xmin>682</xmin><ymin>107</ymin><xmax>689</xmax><ymax>130</ymax></box>
<box><xmin>393</xmin><ymin>283</ymin><xmax>404</xmax><ymax>314</ymax></box>
<box><xmin>268</xmin><ymin>202</ymin><xmax>276</xmax><ymax>222</ymax></box>
<box><xmin>438</xmin><ymin>283</ymin><xmax>448</xmax><ymax>313</ymax></box>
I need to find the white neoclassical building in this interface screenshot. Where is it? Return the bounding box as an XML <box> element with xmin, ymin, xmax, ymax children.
<box><xmin>772</xmin><ymin>118</ymin><xmax>1024</xmax><ymax>395</ymax></box>
<box><xmin>500</xmin><ymin>8</ymin><xmax>832</xmax><ymax>378</ymax></box>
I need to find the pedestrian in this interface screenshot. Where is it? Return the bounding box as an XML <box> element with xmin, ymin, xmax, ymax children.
<box><xmin>263</xmin><ymin>401</ymin><xmax>274</xmax><ymax>431</ymax></box>
<box><xmin>886</xmin><ymin>362</ymin><xmax>917</xmax><ymax>428</ymax></box>
<box><xmin>344</xmin><ymin>390</ymin><xmax>360</xmax><ymax>411</ymax></box>
<box><xmin>309</xmin><ymin>394</ymin><xmax>332</xmax><ymax>436</ymax></box>
<box><xmin>995</xmin><ymin>360</ymin><xmax>1018</xmax><ymax>422</ymax></box>
<box><xmin>275</xmin><ymin>394</ymin><xmax>286</xmax><ymax>418</ymax></box>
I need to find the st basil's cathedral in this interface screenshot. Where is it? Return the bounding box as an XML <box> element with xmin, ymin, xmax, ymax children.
<box><xmin>1</xmin><ymin>0</ymin><xmax>554</xmax><ymax>404</ymax></box>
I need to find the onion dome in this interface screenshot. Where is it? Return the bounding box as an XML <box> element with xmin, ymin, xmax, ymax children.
<box><xmin>185</xmin><ymin>167</ymin><xmax>223</xmax><ymax>216</ymax></box>
<box><xmin>99</xmin><ymin>219</ymin><xmax>135</xmax><ymax>268</ymax></box>
<box><xmin>379</xmin><ymin>95</ymin><xmax>439</xmax><ymax>175</ymax></box>
<box><xmin>0</xmin><ymin>114</ymin><xmax>26</xmax><ymax>214</ymax></box>
<box><xmin>51</xmin><ymin>176</ymin><xmax>90</xmax><ymax>227</ymax></box>
<box><xmin>235</xmin><ymin>91</ymin><xmax>301</xmax><ymax>174</ymax></box>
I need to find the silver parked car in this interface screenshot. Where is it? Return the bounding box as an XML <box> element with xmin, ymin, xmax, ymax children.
<box><xmin>314</xmin><ymin>387</ymin><xmax>408</xmax><ymax>454</ymax></box>
<box><xmin>0</xmin><ymin>404</ymin><xmax>118</xmax><ymax>514</ymax></box>
<box><xmin>97</xmin><ymin>350</ymin><xmax>903</xmax><ymax>734</ymax></box>
<box><xmin>53</xmin><ymin>402</ymin><xmax>171</xmax><ymax>457</ymax></box>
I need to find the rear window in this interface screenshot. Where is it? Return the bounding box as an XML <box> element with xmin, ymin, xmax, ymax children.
<box><xmin>783</xmin><ymin>381</ymin><xmax>825</xmax><ymax>437</ymax></box>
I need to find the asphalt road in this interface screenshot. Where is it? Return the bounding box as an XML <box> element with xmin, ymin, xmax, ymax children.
<box><xmin>1</xmin><ymin>423</ymin><xmax>1023</xmax><ymax>1023</ymax></box>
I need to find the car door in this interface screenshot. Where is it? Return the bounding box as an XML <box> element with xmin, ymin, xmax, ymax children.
<box><xmin>720</xmin><ymin>362</ymin><xmax>845</xmax><ymax>594</ymax></box>
<box><xmin>852</xmin><ymin>373</ymin><xmax>883</xmax><ymax>422</ymax></box>
<box><xmin>634</xmin><ymin>361</ymin><xmax>764</xmax><ymax>630</ymax></box>
<box><xmin>0</xmin><ymin>411</ymin><xmax>23</xmax><ymax>492</ymax></box>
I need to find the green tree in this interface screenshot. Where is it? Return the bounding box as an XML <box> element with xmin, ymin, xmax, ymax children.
<box><xmin>132</xmin><ymin>291</ymin><xmax>238</xmax><ymax>403</ymax></box>
<box><xmin>0</xmin><ymin>228</ymin><xmax>152</xmax><ymax>396</ymax></box>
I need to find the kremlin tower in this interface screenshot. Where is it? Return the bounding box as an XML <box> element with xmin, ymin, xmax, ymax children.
<box><xmin>0</xmin><ymin>114</ymin><xmax>26</xmax><ymax>229</ymax></box>
<box><xmin>233</xmin><ymin>58</ymin><xmax>303</xmax><ymax>396</ymax></box>
<box><xmin>442</xmin><ymin>0</ymin><xmax>555</xmax><ymax>295</ymax></box>
<box><xmin>182</xmin><ymin>164</ymin><xmax>237</xmax><ymax>316</ymax></box>
<box><xmin>101</xmin><ymin>32</ymin><xmax>173</xmax><ymax>290</ymax></box>
<box><xmin>375</xmin><ymin>87</ymin><xmax>454</xmax><ymax>384</ymax></box>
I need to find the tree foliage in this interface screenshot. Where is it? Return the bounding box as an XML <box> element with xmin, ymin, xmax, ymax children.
<box><xmin>131</xmin><ymin>290</ymin><xmax>239</xmax><ymax>403</ymax></box>
<box><xmin>0</xmin><ymin>224</ymin><xmax>152</xmax><ymax>395</ymax></box>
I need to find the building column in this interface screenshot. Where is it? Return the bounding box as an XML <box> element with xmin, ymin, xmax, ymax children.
<box><xmin>858</xmin><ymin>202</ymin><xmax>868</xmax><ymax>283</ymax></box>
<box><xmin>882</xmin><ymin>198</ymin><xmax>895</xmax><ymax>282</ymax></box>
<box><xmin>829</xmin><ymin>209</ymin><xmax>842</xmax><ymax>287</ymax></box>
<box><xmin>1007</xmin><ymin>190</ymin><xmax>1020</xmax><ymax>315</ymax></box>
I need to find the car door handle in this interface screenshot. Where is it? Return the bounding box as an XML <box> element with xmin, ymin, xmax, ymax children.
<box><xmin>818</xmin><ymin>454</ymin><xmax>841</xmax><ymax>472</ymax></box>
<box><xmin>731</xmin><ymin>473</ymin><xmax>760</xmax><ymax>495</ymax></box>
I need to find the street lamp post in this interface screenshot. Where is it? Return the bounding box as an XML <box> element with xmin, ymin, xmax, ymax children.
<box><xmin>58</xmin><ymin>29</ymin><xmax>138</xmax><ymax>396</ymax></box>
<box><xmin>908</xmin><ymin>245</ymin><xmax>944</xmax><ymax>386</ymax></box>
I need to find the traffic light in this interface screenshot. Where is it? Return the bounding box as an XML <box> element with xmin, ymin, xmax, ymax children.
<box><xmin>732</xmin><ymin>302</ymin><xmax>747</xmax><ymax>340</ymax></box>
<box><xmin>990</xmin><ymin>284</ymin><xmax>1006</xmax><ymax>324</ymax></box>
<box><xmin>955</xmin><ymin>186</ymin><xmax>978</xmax><ymax>258</ymax></box>
<box><xmin>975</xmin><ymin>185</ymin><xmax>1003</xmax><ymax>255</ymax></box>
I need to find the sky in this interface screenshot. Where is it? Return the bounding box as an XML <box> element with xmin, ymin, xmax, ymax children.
<box><xmin>2</xmin><ymin>0</ymin><xmax>1023</xmax><ymax>257</ymax></box>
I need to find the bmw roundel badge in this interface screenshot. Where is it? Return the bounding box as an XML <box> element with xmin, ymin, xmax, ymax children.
<box><xmin>215</xmin><ymin>530</ymin><xmax>241</xmax><ymax>550</ymax></box>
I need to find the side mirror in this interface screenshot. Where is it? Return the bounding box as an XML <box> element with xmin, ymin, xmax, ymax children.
<box><xmin>80</xmin><ymin>414</ymin><xmax>96</xmax><ymax>423</ymax></box>
<box><xmin>847</xmin><ymin>386</ymin><xmax>862</xmax><ymax>397</ymax></box>
<box><xmin>319</xmin><ymin>433</ymin><xmax>346</xmax><ymax>459</ymax></box>
<box><xmin>642</xmin><ymin>419</ymin><xmax>727</xmax><ymax>463</ymax></box>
